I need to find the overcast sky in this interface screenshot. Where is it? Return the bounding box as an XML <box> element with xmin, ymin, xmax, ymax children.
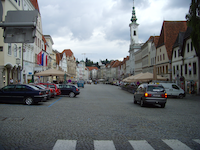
<box><xmin>38</xmin><ymin>0</ymin><xmax>191</xmax><ymax>63</ymax></box>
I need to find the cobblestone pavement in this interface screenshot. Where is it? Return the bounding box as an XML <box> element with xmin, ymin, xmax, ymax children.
<box><xmin>0</xmin><ymin>84</ymin><xmax>200</xmax><ymax>150</ymax></box>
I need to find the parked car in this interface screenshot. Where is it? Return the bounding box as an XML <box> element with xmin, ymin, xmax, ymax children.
<box><xmin>133</xmin><ymin>83</ymin><xmax>167</xmax><ymax>108</ymax></box>
<box><xmin>77</xmin><ymin>80</ymin><xmax>84</xmax><ymax>88</ymax></box>
<box><xmin>37</xmin><ymin>84</ymin><xmax>56</xmax><ymax>98</ymax></box>
<box><xmin>0</xmin><ymin>84</ymin><xmax>47</xmax><ymax>105</ymax></box>
<box><xmin>150</xmin><ymin>82</ymin><xmax>186</xmax><ymax>98</ymax></box>
<box><xmin>57</xmin><ymin>84</ymin><xmax>80</xmax><ymax>97</ymax></box>
<box><xmin>29</xmin><ymin>83</ymin><xmax>51</xmax><ymax>100</ymax></box>
<box><xmin>39</xmin><ymin>83</ymin><xmax>61</xmax><ymax>96</ymax></box>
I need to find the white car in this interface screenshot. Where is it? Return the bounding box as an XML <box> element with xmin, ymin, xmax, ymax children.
<box><xmin>150</xmin><ymin>82</ymin><xmax>185</xmax><ymax>98</ymax></box>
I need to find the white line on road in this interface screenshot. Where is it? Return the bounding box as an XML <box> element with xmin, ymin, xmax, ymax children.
<box><xmin>129</xmin><ymin>140</ymin><xmax>155</xmax><ymax>150</ymax></box>
<box><xmin>162</xmin><ymin>139</ymin><xmax>192</xmax><ymax>150</ymax></box>
<box><xmin>52</xmin><ymin>140</ymin><xmax>76</xmax><ymax>150</ymax></box>
<box><xmin>94</xmin><ymin>140</ymin><xmax>116</xmax><ymax>150</ymax></box>
<box><xmin>193</xmin><ymin>139</ymin><xmax>200</xmax><ymax>144</ymax></box>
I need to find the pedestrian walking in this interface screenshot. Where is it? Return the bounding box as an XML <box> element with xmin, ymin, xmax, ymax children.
<box><xmin>10</xmin><ymin>78</ymin><xmax>13</xmax><ymax>84</ymax></box>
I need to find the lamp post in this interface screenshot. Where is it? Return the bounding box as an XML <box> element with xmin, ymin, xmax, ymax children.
<box><xmin>64</xmin><ymin>73</ymin><xmax>67</xmax><ymax>84</ymax></box>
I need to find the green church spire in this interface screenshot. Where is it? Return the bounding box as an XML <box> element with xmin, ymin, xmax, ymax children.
<box><xmin>131</xmin><ymin>0</ymin><xmax>137</xmax><ymax>22</ymax></box>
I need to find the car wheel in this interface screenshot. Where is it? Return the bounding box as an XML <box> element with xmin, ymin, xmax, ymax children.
<box><xmin>140</xmin><ymin>99</ymin><xmax>145</xmax><ymax>107</ymax></box>
<box><xmin>24</xmin><ymin>97</ymin><xmax>34</xmax><ymax>105</ymax></box>
<box><xmin>160</xmin><ymin>103</ymin><xmax>166</xmax><ymax>108</ymax></box>
<box><xmin>179</xmin><ymin>94</ymin><xmax>184</xmax><ymax>99</ymax></box>
<box><xmin>69</xmin><ymin>92</ymin><xmax>75</xmax><ymax>98</ymax></box>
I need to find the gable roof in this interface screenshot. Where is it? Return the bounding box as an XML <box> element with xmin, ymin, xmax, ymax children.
<box><xmin>56</xmin><ymin>49</ymin><xmax>76</xmax><ymax>65</ymax></box>
<box><xmin>87</xmin><ymin>66</ymin><xmax>98</xmax><ymax>71</ymax></box>
<box><xmin>181</xmin><ymin>27</ymin><xmax>194</xmax><ymax>57</ymax></box>
<box><xmin>111</xmin><ymin>60</ymin><xmax>121</xmax><ymax>68</ymax></box>
<box><xmin>157</xmin><ymin>21</ymin><xmax>187</xmax><ymax>60</ymax></box>
<box><xmin>62</xmin><ymin>49</ymin><xmax>73</xmax><ymax>58</ymax></box>
<box><xmin>30</xmin><ymin>0</ymin><xmax>40</xmax><ymax>13</ymax></box>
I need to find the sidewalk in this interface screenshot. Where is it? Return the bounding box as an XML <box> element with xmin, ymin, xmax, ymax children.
<box><xmin>185</xmin><ymin>93</ymin><xmax>200</xmax><ymax>100</ymax></box>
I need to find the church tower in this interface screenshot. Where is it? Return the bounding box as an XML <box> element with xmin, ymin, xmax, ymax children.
<box><xmin>129</xmin><ymin>0</ymin><xmax>139</xmax><ymax>45</ymax></box>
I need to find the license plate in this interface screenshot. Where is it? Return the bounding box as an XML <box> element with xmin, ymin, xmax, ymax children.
<box><xmin>153</xmin><ymin>95</ymin><xmax>160</xmax><ymax>97</ymax></box>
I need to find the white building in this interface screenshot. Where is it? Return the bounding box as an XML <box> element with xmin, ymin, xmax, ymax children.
<box><xmin>174</xmin><ymin>27</ymin><xmax>199</xmax><ymax>94</ymax></box>
<box><xmin>77</xmin><ymin>61</ymin><xmax>89</xmax><ymax>81</ymax></box>
<box><xmin>0</xmin><ymin>0</ymin><xmax>24</xmax><ymax>87</ymax></box>
<box><xmin>128</xmin><ymin>0</ymin><xmax>143</xmax><ymax>75</ymax></box>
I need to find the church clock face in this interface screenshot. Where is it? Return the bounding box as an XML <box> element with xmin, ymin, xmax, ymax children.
<box><xmin>132</xmin><ymin>24</ymin><xmax>137</xmax><ymax>29</ymax></box>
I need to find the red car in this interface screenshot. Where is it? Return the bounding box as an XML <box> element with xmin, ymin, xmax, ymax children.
<box><xmin>39</xmin><ymin>83</ymin><xmax>61</xmax><ymax>96</ymax></box>
<box><xmin>37</xmin><ymin>83</ymin><xmax>56</xmax><ymax>98</ymax></box>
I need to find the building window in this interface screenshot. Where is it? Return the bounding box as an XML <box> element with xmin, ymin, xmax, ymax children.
<box><xmin>8</xmin><ymin>43</ymin><xmax>12</xmax><ymax>55</ymax></box>
<box><xmin>0</xmin><ymin>46</ymin><xmax>3</xmax><ymax>51</ymax></box>
<box><xmin>19</xmin><ymin>47</ymin><xmax>21</xmax><ymax>58</ymax></box>
<box><xmin>18</xmin><ymin>0</ymin><xmax>20</xmax><ymax>6</ymax></box>
<box><xmin>160</xmin><ymin>49</ymin><xmax>161</xmax><ymax>52</ymax></box>
<box><xmin>185</xmin><ymin>64</ymin><xmax>187</xmax><ymax>74</ymax></box>
<box><xmin>191</xmin><ymin>42</ymin><xmax>193</xmax><ymax>51</ymax></box>
<box><xmin>134</xmin><ymin>31</ymin><xmax>136</xmax><ymax>36</ymax></box>
<box><xmin>14</xmin><ymin>44</ymin><xmax>17</xmax><ymax>57</ymax></box>
<box><xmin>187</xmin><ymin>43</ymin><xmax>189</xmax><ymax>52</ymax></box>
<box><xmin>157</xmin><ymin>56</ymin><xmax>159</xmax><ymax>62</ymax></box>
<box><xmin>193</xmin><ymin>62</ymin><xmax>196</xmax><ymax>75</ymax></box>
<box><xmin>189</xmin><ymin>63</ymin><xmax>191</xmax><ymax>75</ymax></box>
<box><xmin>174</xmin><ymin>50</ymin><xmax>176</xmax><ymax>58</ymax></box>
<box><xmin>176</xmin><ymin>65</ymin><xmax>179</xmax><ymax>76</ymax></box>
<box><xmin>160</xmin><ymin>55</ymin><xmax>162</xmax><ymax>61</ymax></box>
<box><xmin>178</xmin><ymin>49</ymin><xmax>181</xmax><ymax>57</ymax></box>
<box><xmin>173</xmin><ymin>66</ymin><xmax>175</xmax><ymax>75</ymax></box>
<box><xmin>166</xmin><ymin>65</ymin><xmax>168</xmax><ymax>74</ymax></box>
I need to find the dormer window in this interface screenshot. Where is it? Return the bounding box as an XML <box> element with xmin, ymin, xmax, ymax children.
<box><xmin>174</xmin><ymin>50</ymin><xmax>176</xmax><ymax>58</ymax></box>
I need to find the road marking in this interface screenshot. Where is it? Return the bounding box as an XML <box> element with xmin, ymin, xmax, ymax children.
<box><xmin>162</xmin><ymin>139</ymin><xmax>192</xmax><ymax>150</ymax></box>
<box><xmin>129</xmin><ymin>140</ymin><xmax>154</xmax><ymax>150</ymax></box>
<box><xmin>52</xmin><ymin>140</ymin><xmax>76</xmax><ymax>150</ymax></box>
<box><xmin>48</xmin><ymin>97</ymin><xmax>62</xmax><ymax>107</ymax></box>
<box><xmin>94</xmin><ymin>140</ymin><xmax>116</xmax><ymax>150</ymax></box>
<box><xmin>52</xmin><ymin>139</ymin><xmax>200</xmax><ymax>150</ymax></box>
<box><xmin>193</xmin><ymin>139</ymin><xmax>200</xmax><ymax>144</ymax></box>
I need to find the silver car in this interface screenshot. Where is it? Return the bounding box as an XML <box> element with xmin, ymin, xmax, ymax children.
<box><xmin>133</xmin><ymin>83</ymin><xmax>167</xmax><ymax>108</ymax></box>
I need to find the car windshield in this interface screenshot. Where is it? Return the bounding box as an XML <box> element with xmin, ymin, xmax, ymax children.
<box><xmin>38</xmin><ymin>84</ymin><xmax>46</xmax><ymax>89</ymax></box>
<box><xmin>49</xmin><ymin>85</ymin><xmax>55</xmax><ymax>88</ymax></box>
<box><xmin>147</xmin><ymin>85</ymin><xmax>164</xmax><ymax>92</ymax></box>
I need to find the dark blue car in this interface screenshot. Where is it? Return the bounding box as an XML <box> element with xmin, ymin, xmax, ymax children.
<box><xmin>57</xmin><ymin>84</ymin><xmax>80</xmax><ymax>97</ymax></box>
<box><xmin>0</xmin><ymin>84</ymin><xmax>47</xmax><ymax>105</ymax></box>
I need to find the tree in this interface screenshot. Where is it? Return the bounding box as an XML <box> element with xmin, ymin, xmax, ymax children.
<box><xmin>186</xmin><ymin>0</ymin><xmax>200</xmax><ymax>55</ymax></box>
<box><xmin>186</xmin><ymin>0</ymin><xmax>200</xmax><ymax>93</ymax></box>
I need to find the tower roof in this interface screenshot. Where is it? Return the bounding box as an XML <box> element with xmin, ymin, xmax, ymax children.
<box><xmin>131</xmin><ymin>0</ymin><xmax>137</xmax><ymax>23</ymax></box>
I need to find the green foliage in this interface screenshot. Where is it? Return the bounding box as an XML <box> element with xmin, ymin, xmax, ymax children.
<box><xmin>186</xmin><ymin>0</ymin><xmax>200</xmax><ymax>55</ymax></box>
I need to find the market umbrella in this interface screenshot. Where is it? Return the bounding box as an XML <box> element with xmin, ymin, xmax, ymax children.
<box><xmin>124</xmin><ymin>72</ymin><xmax>167</xmax><ymax>83</ymax></box>
<box><xmin>122</xmin><ymin>72</ymin><xmax>144</xmax><ymax>82</ymax></box>
<box><xmin>35</xmin><ymin>69</ymin><xmax>71</xmax><ymax>77</ymax></box>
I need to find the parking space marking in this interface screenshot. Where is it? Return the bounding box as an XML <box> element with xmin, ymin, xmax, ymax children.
<box><xmin>48</xmin><ymin>97</ymin><xmax>62</xmax><ymax>107</ymax></box>
<box><xmin>52</xmin><ymin>140</ymin><xmax>76</xmax><ymax>150</ymax></box>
